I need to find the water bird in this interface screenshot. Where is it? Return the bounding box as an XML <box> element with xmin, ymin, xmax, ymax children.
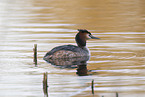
<box><xmin>43</xmin><ymin>29</ymin><xmax>100</xmax><ymax>59</ymax></box>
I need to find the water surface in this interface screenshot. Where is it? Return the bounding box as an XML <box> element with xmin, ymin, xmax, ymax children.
<box><xmin>0</xmin><ymin>0</ymin><xmax>145</xmax><ymax>97</ymax></box>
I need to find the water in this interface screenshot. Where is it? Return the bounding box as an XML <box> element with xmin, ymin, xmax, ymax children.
<box><xmin>0</xmin><ymin>0</ymin><xmax>145</xmax><ymax>97</ymax></box>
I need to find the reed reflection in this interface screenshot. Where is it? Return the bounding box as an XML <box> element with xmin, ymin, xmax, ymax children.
<box><xmin>44</xmin><ymin>56</ymin><xmax>94</xmax><ymax>76</ymax></box>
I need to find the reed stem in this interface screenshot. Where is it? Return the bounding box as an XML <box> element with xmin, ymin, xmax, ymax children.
<box><xmin>43</xmin><ymin>72</ymin><xmax>48</xmax><ymax>97</ymax></box>
<box><xmin>116</xmin><ymin>92</ymin><xmax>118</xmax><ymax>97</ymax></box>
<box><xmin>33</xmin><ymin>44</ymin><xmax>37</xmax><ymax>66</ymax></box>
<box><xmin>91</xmin><ymin>79</ymin><xmax>94</xmax><ymax>94</ymax></box>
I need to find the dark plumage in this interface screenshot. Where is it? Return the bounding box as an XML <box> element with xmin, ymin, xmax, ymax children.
<box><xmin>43</xmin><ymin>29</ymin><xmax>100</xmax><ymax>59</ymax></box>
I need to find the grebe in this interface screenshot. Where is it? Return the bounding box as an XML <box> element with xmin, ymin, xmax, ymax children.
<box><xmin>43</xmin><ymin>29</ymin><xmax>100</xmax><ymax>59</ymax></box>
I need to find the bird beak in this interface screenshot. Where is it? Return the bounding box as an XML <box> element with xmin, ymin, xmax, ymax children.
<box><xmin>90</xmin><ymin>35</ymin><xmax>100</xmax><ymax>39</ymax></box>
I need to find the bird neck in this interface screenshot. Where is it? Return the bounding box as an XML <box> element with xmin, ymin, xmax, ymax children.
<box><xmin>75</xmin><ymin>33</ymin><xmax>86</xmax><ymax>49</ymax></box>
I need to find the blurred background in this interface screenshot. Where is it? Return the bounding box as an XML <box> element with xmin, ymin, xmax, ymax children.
<box><xmin>0</xmin><ymin>0</ymin><xmax>145</xmax><ymax>97</ymax></box>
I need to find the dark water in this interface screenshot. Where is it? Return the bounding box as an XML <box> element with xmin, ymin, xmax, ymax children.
<box><xmin>0</xmin><ymin>0</ymin><xmax>145</xmax><ymax>97</ymax></box>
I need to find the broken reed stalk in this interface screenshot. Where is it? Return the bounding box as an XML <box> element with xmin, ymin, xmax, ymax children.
<box><xmin>91</xmin><ymin>79</ymin><xmax>94</xmax><ymax>94</ymax></box>
<box><xmin>33</xmin><ymin>44</ymin><xmax>37</xmax><ymax>66</ymax></box>
<box><xmin>43</xmin><ymin>72</ymin><xmax>48</xmax><ymax>97</ymax></box>
<box><xmin>116</xmin><ymin>92</ymin><xmax>118</xmax><ymax>97</ymax></box>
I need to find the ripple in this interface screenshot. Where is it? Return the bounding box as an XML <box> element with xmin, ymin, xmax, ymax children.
<box><xmin>9</xmin><ymin>28</ymin><xmax>75</xmax><ymax>32</ymax></box>
<box><xmin>8</xmin><ymin>23</ymin><xmax>75</xmax><ymax>27</ymax></box>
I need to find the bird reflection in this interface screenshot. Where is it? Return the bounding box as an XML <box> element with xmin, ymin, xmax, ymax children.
<box><xmin>44</xmin><ymin>56</ymin><xmax>96</xmax><ymax>76</ymax></box>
